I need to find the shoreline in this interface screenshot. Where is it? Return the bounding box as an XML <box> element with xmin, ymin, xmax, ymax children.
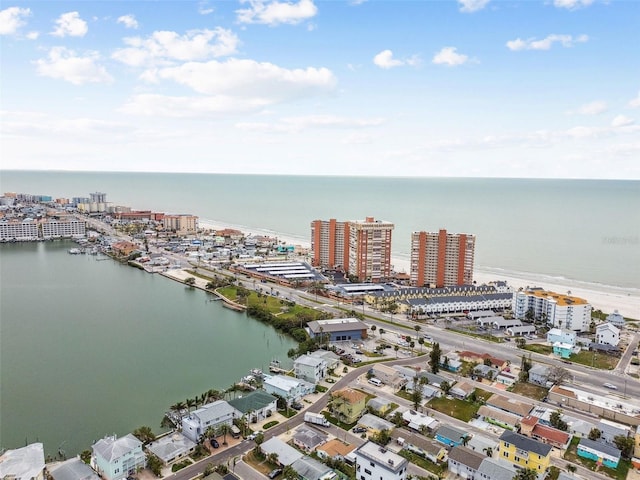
<box><xmin>199</xmin><ymin>219</ymin><xmax>639</xmax><ymax>320</ymax></box>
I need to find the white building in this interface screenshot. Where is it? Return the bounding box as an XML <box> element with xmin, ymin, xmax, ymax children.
<box><xmin>294</xmin><ymin>354</ymin><xmax>327</xmax><ymax>384</ymax></box>
<box><xmin>514</xmin><ymin>288</ymin><xmax>592</xmax><ymax>332</ymax></box>
<box><xmin>91</xmin><ymin>435</ymin><xmax>145</xmax><ymax>480</ymax></box>
<box><xmin>354</xmin><ymin>441</ymin><xmax>408</xmax><ymax>480</ymax></box>
<box><xmin>546</xmin><ymin>328</ymin><xmax>577</xmax><ymax>346</ymax></box>
<box><xmin>146</xmin><ymin>433</ymin><xmax>196</xmax><ymax>465</ymax></box>
<box><xmin>0</xmin><ymin>443</ymin><xmax>45</xmax><ymax>480</ymax></box>
<box><xmin>181</xmin><ymin>400</ymin><xmax>241</xmax><ymax>443</ymax></box>
<box><xmin>595</xmin><ymin>323</ymin><xmax>620</xmax><ymax>346</ymax></box>
<box><xmin>41</xmin><ymin>219</ymin><xmax>86</xmax><ymax>239</ymax></box>
<box><xmin>0</xmin><ymin>220</ymin><xmax>39</xmax><ymax>241</ymax></box>
<box><xmin>263</xmin><ymin>374</ymin><xmax>315</xmax><ymax>404</ymax></box>
<box><xmin>606</xmin><ymin>311</ymin><xmax>625</xmax><ymax>328</ymax></box>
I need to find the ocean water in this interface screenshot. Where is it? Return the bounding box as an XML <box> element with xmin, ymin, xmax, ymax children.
<box><xmin>1</xmin><ymin>170</ymin><xmax>638</xmax><ymax>292</ymax></box>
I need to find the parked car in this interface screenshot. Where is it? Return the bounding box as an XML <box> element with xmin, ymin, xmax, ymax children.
<box><xmin>210</xmin><ymin>438</ymin><xmax>220</xmax><ymax>448</ymax></box>
<box><xmin>352</xmin><ymin>426</ymin><xmax>367</xmax><ymax>433</ymax></box>
<box><xmin>268</xmin><ymin>469</ymin><xmax>283</xmax><ymax>479</ymax></box>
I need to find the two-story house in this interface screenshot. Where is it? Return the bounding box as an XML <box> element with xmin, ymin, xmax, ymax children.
<box><xmin>354</xmin><ymin>442</ymin><xmax>408</xmax><ymax>480</ymax></box>
<box><xmin>330</xmin><ymin>388</ymin><xmax>367</xmax><ymax>424</ymax></box>
<box><xmin>595</xmin><ymin>323</ymin><xmax>620</xmax><ymax>347</ymax></box>
<box><xmin>294</xmin><ymin>354</ymin><xmax>328</xmax><ymax>384</ymax></box>
<box><xmin>181</xmin><ymin>400</ymin><xmax>241</xmax><ymax>443</ymax></box>
<box><xmin>498</xmin><ymin>431</ymin><xmax>551</xmax><ymax>477</ymax></box>
<box><xmin>91</xmin><ymin>434</ymin><xmax>145</xmax><ymax>480</ymax></box>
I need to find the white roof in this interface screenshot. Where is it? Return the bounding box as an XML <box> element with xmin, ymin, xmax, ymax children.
<box><xmin>295</xmin><ymin>355</ymin><xmax>326</xmax><ymax>367</ymax></box>
<box><xmin>265</xmin><ymin>374</ymin><xmax>305</xmax><ymax>391</ymax></box>
<box><xmin>92</xmin><ymin>434</ymin><xmax>142</xmax><ymax>463</ymax></box>
<box><xmin>49</xmin><ymin>457</ymin><xmax>100</xmax><ymax>480</ymax></box>
<box><xmin>0</xmin><ymin>443</ymin><xmax>45</xmax><ymax>480</ymax></box>
<box><xmin>596</xmin><ymin>322</ymin><xmax>620</xmax><ymax>334</ymax></box>
<box><xmin>260</xmin><ymin>438</ymin><xmax>303</xmax><ymax>466</ymax></box>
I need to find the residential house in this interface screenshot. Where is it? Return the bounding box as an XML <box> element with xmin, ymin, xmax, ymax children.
<box><xmin>354</xmin><ymin>442</ymin><xmax>408</xmax><ymax>480</ymax></box>
<box><xmin>486</xmin><ymin>394</ymin><xmax>533</xmax><ymax>418</ymax></box>
<box><xmin>498</xmin><ymin>430</ymin><xmax>552</xmax><ymax>475</ymax></box>
<box><xmin>519</xmin><ymin>416</ymin><xmax>570</xmax><ymax>449</ymax></box>
<box><xmin>473</xmin><ymin>364</ymin><xmax>500</xmax><ymax>381</ymax></box>
<box><xmin>146</xmin><ymin>433</ymin><xmax>196</xmax><ymax>465</ymax></box>
<box><xmin>309</xmin><ymin>350</ymin><xmax>340</xmax><ymax>370</ymax></box>
<box><xmin>401</xmin><ymin>409</ymin><xmax>439</xmax><ymax>433</ymax></box>
<box><xmin>506</xmin><ymin>325</ymin><xmax>537</xmax><ymax>337</ymax></box>
<box><xmin>260</xmin><ymin>438</ymin><xmax>303</xmax><ymax>466</ymax></box>
<box><xmin>91</xmin><ymin>435</ymin><xmax>145</xmax><ymax>480</ymax></box>
<box><xmin>450</xmin><ymin>381</ymin><xmax>475</xmax><ymax>400</ymax></box>
<box><xmin>398</xmin><ymin>436</ymin><xmax>447</xmax><ymax>464</ymax></box>
<box><xmin>263</xmin><ymin>375</ymin><xmax>315</xmax><ymax>405</ymax></box>
<box><xmin>290</xmin><ymin>456</ymin><xmax>337</xmax><ymax>480</ymax></box>
<box><xmin>435</xmin><ymin>425</ymin><xmax>468</xmax><ymax>448</ymax></box>
<box><xmin>439</xmin><ymin>356</ymin><xmax>462</xmax><ymax>372</ymax></box>
<box><xmin>0</xmin><ymin>443</ymin><xmax>45</xmax><ymax>480</ymax></box>
<box><xmin>528</xmin><ymin>364</ymin><xmax>551</xmax><ymax>387</ymax></box>
<box><xmin>228</xmin><ymin>390</ymin><xmax>278</xmax><ymax>423</ymax></box>
<box><xmin>316</xmin><ymin>440</ymin><xmax>356</xmax><ymax>463</ymax></box>
<box><xmin>466</xmin><ymin>434</ymin><xmax>498</xmax><ymax>455</ymax></box>
<box><xmin>357</xmin><ymin>413</ymin><xmax>394</xmax><ymax>435</ymax></box>
<box><xmin>477</xmin><ymin>405</ymin><xmax>520</xmax><ymax>431</ymax></box>
<box><xmin>366</xmin><ymin>397</ymin><xmax>393</xmax><ymax>416</ymax></box>
<box><xmin>595</xmin><ymin>323</ymin><xmax>620</xmax><ymax>347</ymax></box>
<box><xmin>371</xmin><ymin>364</ymin><xmax>406</xmax><ymax>389</ymax></box>
<box><xmin>495</xmin><ymin>370</ymin><xmax>517</xmax><ymax>387</ymax></box>
<box><xmin>294</xmin><ymin>354</ymin><xmax>328</xmax><ymax>384</ymax></box>
<box><xmin>598</xmin><ymin>419</ymin><xmax>631</xmax><ymax>445</ymax></box>
<box><xmin>476</xmin><ymin>457</ymin><xmax>518</xmax><ymax>480</ymax></box>
<box><xmin>552</xmin><ymin>342</ymin><xmax>575</xmax><ymax>359</ymax></box>
<box><xmin>404</xmin><ymin>381</ymin><xmax>441</xmax><ymax>400</ymax></box>
<box><xmin>606</xmin><ymin>311</ymin><xmax>625</xmax><ymax>328</ymax></box>
<box><xmin>330</xmin><ymin>388</ymin><xmax>367</xmax><ymax>424</ymax></box>
<box><xmin>181</xmin><ymin>400</ymin><xmax>242</xmax><ymax>443</ymax></box>
<box><xmin>458</xmin><ymin>351</ymin><xmax>508</xmax><ymax>369</ymax></box>
<box><xmin>49</xmin><ymin>457</ymin><xmax>100</xmax><ymax>480</ymax></box>
<box><xmin>447</xmin><ymin>446</ymin><xmax>486</xmax><ymax>479</ymax></box>
<box><xmin>547</xmin><ymin>329</ymin><xmax>576</xmax><ymax>346</ymax></box>
<box><xmin>110</xmin><ymin>241</ymin><xmax>139</xmax><ymax>257</ymax></box>
<box><xmin>292</xmin><ymin>426</ymin><xmax>328</xmax><ymax>453</ymax></box>
<box><xmin>577</xmin><ymin>438</ymin><xmax>621</xmax><ymax>469</ymax></box>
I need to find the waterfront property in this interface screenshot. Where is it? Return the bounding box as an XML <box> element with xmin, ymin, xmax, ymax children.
<box><xmin>576</xmin><ymin>438</ymin><xmax>621</xmax><ymax>469</ymax></box>
<box><xmin>306</xmin><ymin>318</ymin><xmax>368</xmax><ymax>342</ymax></box>
<box><xmin>354</xmin><ymin>441</ymin><xmax>408</xmax><ymax>480</ymax></box>
<box><xmin>595</xmin><ymin>322</ymin><xmax>621</xmax><ymax>347</ymax></box>
<box><xmin>263</xmin><ymin>374</ymin><xmax>315</xmax><ymax>405</ymax></box>
<box><xmin>0</xmin><ymin>443</ymin><xmax>45</xmax><ymax>480</ymax></box>
<box><xmin>513</xmin><ymin>287</ymin><xmax>592</xmax><ymax>332</ymax></box>
<box><xmin>145</xmin><ymin>433</ymin><xmax>196</xmax><ymax>465</ymax></box>
<box><xmin>228</xmin><ymin>390</ymin><xmax>278</xmax><ymax>423</ymax></box>
<box><xmin>49</xmin><ymin>457</ymin><xmax>101</xmax><ymax>480</ymax></box>
<box><xmin>294</xmin><ymin>354</ymin><xmax>328</xmax><ymax>384</ymax></box>
<box><xmin>90</xmin><ymin>434</ymin><xmax>145</xmax><ymax>480</ymax></box>
<box><xmin>181</xmin><ymin>400</ymin><xmax>241</xmax><ymax>443</ymax></box>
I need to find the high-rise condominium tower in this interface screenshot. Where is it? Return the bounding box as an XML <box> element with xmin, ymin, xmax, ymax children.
<box><xmin>410</xmin><ymin>229</ymin><xmax>475</xmax><ymax>287</ymax></box>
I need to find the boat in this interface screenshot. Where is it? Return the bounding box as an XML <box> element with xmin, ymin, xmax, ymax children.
<box><xmin>269</xmin><ymin>359</ymin><xmax>286</xmax><ymax>373</ymax></box>
<box><xmin>68</xmin><ymin>248</ymin><xmax>81</xmax><ymax>254</ymax></box>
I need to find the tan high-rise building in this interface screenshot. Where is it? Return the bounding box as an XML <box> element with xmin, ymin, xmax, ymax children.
<box><xmin>164</xmin><ymin>214</ymin><xmax>198</xmax><ymax>234</ymax></box>
<box><xmin>311</xmin><ymin>217</ymin><xmax>394</xmax><ymax>283</ymax></box>
<box><xmin>410</xmin><ymin>229</ymin><xmax>475</xmax><ymax>287</ymax></box>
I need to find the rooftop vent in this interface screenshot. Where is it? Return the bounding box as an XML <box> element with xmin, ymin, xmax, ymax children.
<box><xmin>388</xmin><ymin>459</ymin><xmax>394</xmax><ymax>465</ymax></box>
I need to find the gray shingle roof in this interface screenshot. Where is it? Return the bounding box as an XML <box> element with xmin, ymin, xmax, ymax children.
<box><xmin>447</xmin><ymin>446</ymin><xmax>485</xmax><ymax>470</ymax></box>
<box><xmin>477</xmin><ymin>457</ymin><xmax>517</xmax><ymax>480</ymax></box>
<box><xmin>436</xmin><ymin>425</ymin><xmax>467</xmax><ymax>442</ymax></box>
<box><xmin>578</xmin><ymin>438</ymin><xmax>622</xmax><ymax>458</ymax></box>
<box><xmin>290</xmin><ymin>456</ymin><xmax>334</xmax><ymax>480</ymax></box>
<box><xmin>92</xmin><ymin>434</ymin><xmax>142</xmax><ymax>463</ymax></box>
<box><xmin>499</xmin><ymin>430</ymin><xmax>552</xmax><ymax>457</ymax></box>
<box><xmin>49</xmin><ymin>458</ymin><xmax>100</xmax><ymax>480</ymax></box>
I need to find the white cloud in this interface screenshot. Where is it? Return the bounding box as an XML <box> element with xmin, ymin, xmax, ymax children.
<box><xmin>120</xmin><ymin>94</ymin><xmax>271</xmax><ymax>117</ymax></box>
<box><xmin>612</xmin><ymin>115</ymin><xmax>635</xmax><ymax>128</ymax></box>
<box><xmin>117</xmin><ymin>14</ymin><xmax>139</xmax><ymax>29</ymax></box>
<box><xmin>553</xmin><ymin>0</ymin><xmax>594</xmax><ymax>10</ymax></box>
<box><xmin>432</xmin><ymin>46</ymin><xmax>469</xmax><ymax>66</ymax></box>
<box><xmin>629</xmin><ymin>92</ymin><xmax>640</xmax><ymax>109</ymax></box>
<box><xmin>458</xmin><ymin>0</ymin><xmax>490</xmax><ymax>13</ymax></box>
<box><xmin>51</xmin><ymin>11</ymin><xmax>88</xmax><ymax>37</ymax></box>
<box><xmin>237</xmin><ymin>114</ymin><xmax>383</xmax><ymax>132</ymax></box>
<box><xmin>236</xmin><ymin>0</ymin><xmax>318</xmax><ymax>26</ymax></box>
<box><xmin>34</xmin><ymin>47</ymin><xmax>113</xmax><ymax>85</ymax></box>
<box><xmin>112</xmin><ymin>28</ymin><xmax>239</xmax><ymax>67</ymax></box>
<box><xmin>507</xmin><ymin>34</ymin><xmax>588</xmax><ymax>51</ymax></box>
<box><xmin>198</xmin><ymin>1</ymin><xmax>215</xmax><ymax>15</ymax></box>
<box><xmin>0</xmin><ymin>6</ymin><xmax>31</xmax><ymax>35</ymax></box>
<box><xmin>576</xmin><ymin>101</ymin><xmax>607</xmax><ymax>115</ymax></box>
<box><xmin>26</xmin><ymin>31</ymin><xmax>39</xmax><ymax>40</ymax></box>
<box><xmin>373</xmin><ymin>50</ymin><xmax>420</xmax><ymax>69</ymax></box>
<box><xmin>148</xmin><ymin>58</ymin><xmax>336</xmax><ymax>98</ymax></box>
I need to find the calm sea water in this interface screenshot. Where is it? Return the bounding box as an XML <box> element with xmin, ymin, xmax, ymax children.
<box><xmin>1</xmin><ymin>170</ymin><xmax>638</xmax><ymax>291</ymax></box>
<box><xmin>0</xmin><ymin>240</ymin><xmax>296</xmax><ymax>456</ymax></box>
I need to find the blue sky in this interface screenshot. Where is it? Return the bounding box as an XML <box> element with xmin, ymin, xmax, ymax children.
<box><xmin>1</xmin><ymin>0</ymin><xmax>639</xmax><ymax>178</ymax></box>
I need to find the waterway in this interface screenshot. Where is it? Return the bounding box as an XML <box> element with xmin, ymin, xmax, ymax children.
<box><xmin>0</xmin><ymin>240</ymin><xmax>297</xmax><ymax>457</ymax></box>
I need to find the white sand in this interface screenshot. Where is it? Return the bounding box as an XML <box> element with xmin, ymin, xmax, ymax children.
<box><xmin>200</xmin><ymin>220</ymin><xmax>639</xmax><ymax>320</ymax></box>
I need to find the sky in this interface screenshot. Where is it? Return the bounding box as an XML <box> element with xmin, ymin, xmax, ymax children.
<box><xmin>1</xmin><ymin>0</ymin><xmax>639</xmax><ymax>179</ymax></box>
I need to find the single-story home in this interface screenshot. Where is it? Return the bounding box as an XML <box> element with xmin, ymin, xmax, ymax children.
<box><xmin>435</xmin><ymin>425</ymin><xmax>468</xmax><ymax>448</ymax></box>
<box><xmin>357</xmin><ymin>413</ymin><xmax>395</xmax><ymax>435</ymax></box>
<box><xmin>292</xmin><ymin>426</ymin><xmax>328</xmax><ymax>453</ymax></box>
<box><xmin>146</xmin><ymin>433</ymin><xmax>196</xmax><ymax>465</ymax></box>
<box><xmin>402</xmin><ymin>409</ymin><xmax>439</xmax><ymax>433</ymax></box>
<box><xmin>577</xmin><ymin>438</ymin><xmax>621</xmax><ymax>469</ymax></box>
<box><xmin>450</xmin><ymin>382</ymin><xmax>475</xmax><ymax>400</ymax></box>
<box><xmin>260</xmin><ymin>438</ymin><xmax>303</xmax><ymax>466</ymax></box>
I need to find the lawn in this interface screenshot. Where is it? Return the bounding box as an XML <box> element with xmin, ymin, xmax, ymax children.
<box><xmin>510</xmin><ymin>382</ymin><xmax>549</xmax><ymax>401</ymax></box>
<box><xmin>569</xmin><ymin>350</ymin><xmax>619</xmax><ymax>370</ymax></box>
<box><xmin>427</xmin><ymin>395</ymin><xmax>482</xmax><ymax>422</ymax></box>
<box><xmin>397</xmin><ymin>450</ymin><xmax>446</xmax><ymax>477</ymax></box>
<box><xmin>244</xmin><ymin>450</ymin><xmax>278</xmax><ymax>476</ymax></box>
<box><xmin>523</xmin><ymin>344</ymin><xmax>553</xmax><ymax>355</ymax></box>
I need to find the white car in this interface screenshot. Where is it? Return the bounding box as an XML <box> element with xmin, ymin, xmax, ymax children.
<box><xmin>603</xmin><ymin>383</ymin><xmax>618</xmax><ymax>390</ymax></box>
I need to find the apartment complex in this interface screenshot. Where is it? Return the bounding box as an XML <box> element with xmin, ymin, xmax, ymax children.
<box><xmin>163</xmin><ymin>214</ymin><xmax>198</xmax><ymax>234</ymax></box>
<box><xmin>354</xmin><ymin>441</ymin><xmax>408</xmax><ymax>480</ymax></box>
<box><xmin>410</xmin><ymin>229</ymin><xmax>475</xmax><ymax>287</ymax></box>
<box><xmin>0</xmin><ymin>218</ymin><xmax>86</xmax><ymax>241</ymax></box>
<box><xmin>513</xmin><ymin>287</ymin><xmax>592</xmax><ymax>332</ymax></box>
<box><xmin>311</xmin><ymin>217</ymin><xmax>394</xmax><ymax>282</ymax></box>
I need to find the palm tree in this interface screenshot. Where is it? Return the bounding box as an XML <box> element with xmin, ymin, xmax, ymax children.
<box><xmin>186</xmin><ymin>397</ymin><xmax>197</xmax><ymax>412</ymax></box>
<box><xmin>171</xmin><ymin>401</ymin><xmax>187</xmax><ymax>414</ymax></box>
<box><xmin>513</xmin><ymin>468</ymin><xmax>538</xmax><ymax>480</ymax></box>
<box><xmin>414</xmin><ymin>325</ymin><xmax>421</xmax><ymax>335</ymax></box>
<box><xmin>394</xmin><ymin>345</ymin><xmax>400</xmax><ymax>358</ymax></box>
<box><xmin>418</xmin><ymin>338</ymin><xmax>425</xmax><ymax>352</ymax></box>
<box><xmin>483</xmin><ymin>447</ymin><xmax>493</xmax><ymax>457</ymax></box>
<box><xmin>217</xmin><ymin>424</ymin><xmax>231</xmax><ymax>445</ymax></box>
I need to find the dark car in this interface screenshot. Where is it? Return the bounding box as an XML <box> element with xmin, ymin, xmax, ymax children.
<box><xmin>210</xmin><ymin>438</ymin><xmax>219</xmax><ymax>448</ymax></box>
<box><xmin>291</xmin><ymin>402</ymin><xmax>303</xmax><ymax>410</ymax></box>
<box><xmin>268</xmin><ymin>469</ymin><xmax>283</xmax><ymax>479</ymax></box>
<box><xmin>352</xmin><ymin>426</ymin><xmax>367</xmax><ymax>433</ymax></box>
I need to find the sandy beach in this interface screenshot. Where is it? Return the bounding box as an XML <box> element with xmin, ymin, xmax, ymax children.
<box><xmin>200</xmin><ymin>220</ymin><xmax>639</xmax><ymax>320</ymax></box>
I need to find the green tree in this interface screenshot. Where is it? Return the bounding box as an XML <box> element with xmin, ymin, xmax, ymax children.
<box><xmin>418</xmin><ymin>338</ymin><xmax>425</xmax><ymax>352</ymax></box>
<box><xmin>613</xmin><ymin>435</ymin><xmax>634</xmax><ymax>459</ymax></box>
<box><xmin>483</xmin><ymin>447</ymin><xmax>493</xmax><ymax>457</ymax></box>
<box><xmin>80</xmin><ymin>450</ymin><xmax>92</xmax><ymax>464</ymax></box>
<box><xmin>133</xmin><ymin>425</ymin><xmax>156</xmax><ymax>445</ymax></box>
<box><xmin>414</xmin><ymin>325</ymin><xmax>421</xmax><ymax>334</ymax></box>
<box><xmin>549</xmin><ymin>410</ymin><xmax>568</xmax><ymax>431</ymax></box>
<box><xmin>411</xmin><ymin>375</ymin><xmax>423</xmax><ymax>410</ymax></box>
<box><xmin>515</xmin><ymin>337</ymin><xmax>526</xmax><ymax>349</ymax></box>
<box><xmin>282</xmin><ymin>465</ymin><xmax>298</xmax><ymax>480</ymax></box>
<box><xmin>394</xmin><ymin>345</ymin><xmax>400</xmax><ymax>358</ymax></box>
<box><xmin>184</xmin><ymin>277</ymin><xmax>196</xmax><ymax>287</ymax></box>
<box><xmin>440</xmin><ymin>381</ymin><xmax>451</xmax><ymax>395</ymax></box>
<box><xmin>588</xmin><ymin>428</ymin><xmax>601</xmax><ymax>441</ymax></box>
<box><xmin>371</xmin><ymin>429</ymin><xmax>391</xmax><ymax>446</ymax></box>
<box><xmin>370</xmin><ymin>325</ymin><xmax>377</xmax><ymax>336</ymax></box>
<box><xmin>430</xmin><ymin>342</ymin><xmax>441</xmax><ymax>374</ymax></box>
<box><xmin>146</xmin><ymin>453</ymin><xmax>163</xmax><ymax>477</ymax></box>
<box><xmin>513</xmin><ymin>468</ymin><xmax>538</xmax><ymax>480</ymax></box>
<box><xmin>518</xmin><ymin>355</ymin><xmax>532</xmax><ymax>382</ymax></box>
<box><xmin>217</xmin><ymin>423</ymin><xmax>231</xmax><ymax>445</ymax></box>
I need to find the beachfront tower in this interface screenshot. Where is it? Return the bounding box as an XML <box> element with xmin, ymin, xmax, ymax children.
<box><xmin>311</xmin><ymin>217</ymin><xmax>394</xmax><ymax>283</ymax></box>
<box><xmin>410</xmin><ymin>229</ymin><xmax>475</xmax><ymax>287</ymax></box>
